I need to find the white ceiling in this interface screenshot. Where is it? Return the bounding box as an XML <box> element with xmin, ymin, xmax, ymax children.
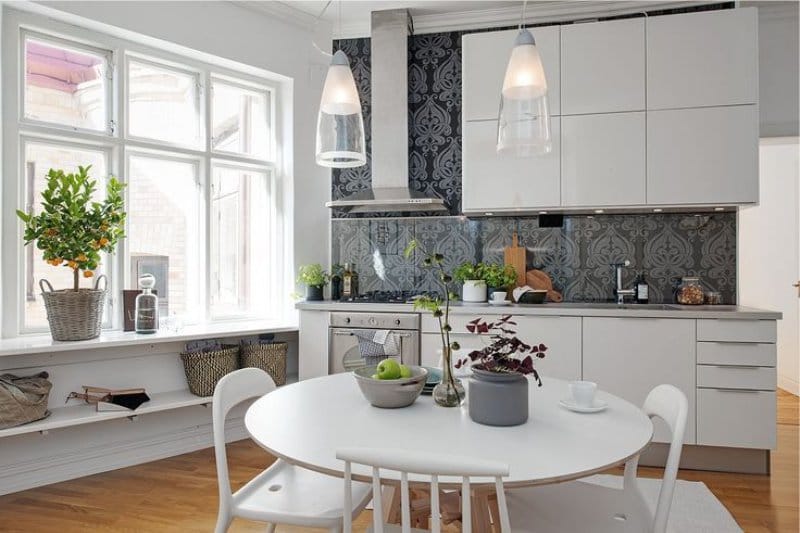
<box><xmin>269</xmin><ymin>1</ymin><xmax>715</xmax><ymax>38</ymax></box>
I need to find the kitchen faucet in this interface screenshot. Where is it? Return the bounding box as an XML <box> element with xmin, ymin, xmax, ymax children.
<box><xmin>611</xmin><ymin>260</ymin><xmax>636</xmax><ymax>304</ymax></box>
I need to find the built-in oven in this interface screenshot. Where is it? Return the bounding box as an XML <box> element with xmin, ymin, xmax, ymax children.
<box><xmin>328</xmin><ymin>312</ymin><xmax>420</xmax><ymax>374</ymax></box>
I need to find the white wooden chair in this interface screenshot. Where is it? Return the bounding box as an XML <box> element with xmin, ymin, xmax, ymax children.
<box><xmin>506</xmin><ymin>384</ymin><xmax>689</xmax><ymax>533</ymax></box>
<box><xmin>213</xmin><ymin>368</ymin><xmax>372</xmax><ymax>533</ymax></box>
<box><xmin>338</xmin><ymin>447</ymin><xmax>512</xmax><ymax>533</ymax></box>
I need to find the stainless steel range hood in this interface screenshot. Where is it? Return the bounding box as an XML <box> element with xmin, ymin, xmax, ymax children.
<box><xmin>326</xmin><ymin>10</ymin><xmax>447</xmax><ymax>214</ymax></box>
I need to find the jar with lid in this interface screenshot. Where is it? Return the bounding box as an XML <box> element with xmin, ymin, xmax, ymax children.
<box><xmin>135</xmin><ymin>274</ymin><xmax>159</xmax><ymax>333</ymax></box>
<box><xmin>676</xmin><ymin>277</ymin><xmax>705</xmax><ymax>305</ymax></box>
<box><xmin>705</xmin><ymin>291</ymin><xmax>722</xmax><ymax>305</ymax></box>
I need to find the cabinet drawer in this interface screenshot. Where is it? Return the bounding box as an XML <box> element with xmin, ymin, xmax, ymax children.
<box><xmin>697</xmin><ymin>389</ymin><xmax>776</xmax><ymax>449</ymax></box>
<box><xmin>697</xmin><ymin>342</ymin><xmax>776</xmax><ymax>367</ymax></box>
<box><xmin>697</xmin><ymin>365</ymin><xmax>776</xmax><ymax>391</ymax></box>
<box><xmin>697</xmin><ymin>320</ymin><xmax>776</xmax><ymax>343</ymax></box>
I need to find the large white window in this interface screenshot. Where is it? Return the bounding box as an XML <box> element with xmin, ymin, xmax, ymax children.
<box><xmin>3</xmin><ymin>12</ymin><xmax>285</xmax><ymax>335</ymax></box>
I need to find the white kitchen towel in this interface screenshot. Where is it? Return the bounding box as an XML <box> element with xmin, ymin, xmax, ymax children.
<box><xmin>585</xmin><ymin>474</ymin><xmax>742</xmax><ymax>532</ymax></box>
<box><xmin>352</xmin><ymin>330</ymin><xmax>399</xmax><ymax>357</ymax></box>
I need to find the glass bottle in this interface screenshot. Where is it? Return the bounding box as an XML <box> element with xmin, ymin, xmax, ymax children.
<box><xmin>342</xmin><ymin>263</ymin><xmax>359</xmax><ymax>300</ymax></box>
<box><xmin>636</xmin><ymin>273</ymin><xmax>650</xmax><ymax>304</ymax></box>
<box><xmin>135</xmin><ymin>274</ymin><xmax>159</xmax><ymax>334</ymax></box>
<box><xmin>433</xmin><ymin>347</ymin><xmax>466</xmax><ymax>407</ymax></box>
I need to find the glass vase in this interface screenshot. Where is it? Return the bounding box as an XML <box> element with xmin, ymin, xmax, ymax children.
<box><xmin>433</xmin><ymin>348</ymin><xmax>465</xmax><ymax>407</ymax></box>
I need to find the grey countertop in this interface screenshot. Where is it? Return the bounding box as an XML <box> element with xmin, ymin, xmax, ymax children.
<box><xmin>296</xmin><ymin>300</ymin><xmax>782</xmax><ymax>320</ymax></box>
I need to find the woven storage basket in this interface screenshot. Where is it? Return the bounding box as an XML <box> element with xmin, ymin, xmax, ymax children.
<box><xmin>40</xmin><ymin>276</ymin><xmax>107</xmax><ymax>341</ymax></box>
<box><xmin>240</xmin><ymin>342</ymin><xmax>288</xmax><ymax>386</ymax></box>
<box><xmin>0</xmin><ymin>372</ymin><xmax>52</xmax><ymax>430</ymax></box>
<box><xmin>180</xmin><ymin>345</ymin><xmax>239</xmax><ymax>397</ymax></box>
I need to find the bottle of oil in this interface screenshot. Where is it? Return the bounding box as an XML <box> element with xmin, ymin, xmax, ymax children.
<box><xmin>342</xmin><ymin>263</ymin><xmax>359</xmax><ymax>300</ymax></box>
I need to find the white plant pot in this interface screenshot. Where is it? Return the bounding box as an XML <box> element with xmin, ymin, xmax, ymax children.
<box><xmin>462</xmin><ymin>280</ymin><xmax>487</xmax><ymax>302</ymax></box>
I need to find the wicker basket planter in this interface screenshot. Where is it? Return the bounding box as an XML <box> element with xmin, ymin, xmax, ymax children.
<box><xmin>240</xmin><ymin>342</ymin><xmax>288</xmax><ymax>386</ymax></box>
<box><xmin>180</xmin><ymin>345</ymin><xmax>239</xmax><ymax>397</ymax></box>
<box><xmin>40</xmin><ymin>277</ymin><xmax>107</xmax><ymax>341</ymax></box>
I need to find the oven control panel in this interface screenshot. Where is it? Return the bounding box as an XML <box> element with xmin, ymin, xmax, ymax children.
<box><xmin>329</xmin><ymin>312</ymin><xmax>419</xmax><ymax>330</ymax></box>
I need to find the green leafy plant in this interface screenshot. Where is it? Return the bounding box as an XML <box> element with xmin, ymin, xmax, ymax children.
<box><xmin>482</xmin><ymin>263</ymin><xmax>517</xmax><ymax>289</ymax></box>
<box><xmin>297</xmin><ymin>264</ymin><xmax>329</xmax><ymax>288</ymax></box>
<box><xmin>16</xmin><ymin>166</ymin><xmax>126</xmax><ymax>292</ymax></box>
<box><xmin>404</xmin><ymin>239</ymin><xmax>462</xmax><ymax>401</ymax></box>
<box><xmin>453</xmin><ymin>262</ymin><xmax>485</xmax><ymax>283</ymax></box>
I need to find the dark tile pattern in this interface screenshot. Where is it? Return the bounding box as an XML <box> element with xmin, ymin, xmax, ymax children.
<box><xmin>331</xmin><ymin>214</ymin><xmax>737</xmax><ymax>304</ymax></box>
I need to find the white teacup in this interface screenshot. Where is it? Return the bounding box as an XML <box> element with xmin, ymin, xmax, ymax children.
<box><xmin>491</xmin><ymin>291</ymin><xmax>507</xmax><ymax>302</ymax></box>
<box><xmin>569</xmin><ymin>381</ymin><xmax>597</xmax><ymax>408</ymax></box>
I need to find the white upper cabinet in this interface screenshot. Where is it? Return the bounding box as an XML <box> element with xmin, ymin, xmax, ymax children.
<box><xmin>647</xmin><ymin>8</ymin><xmax>758</xmax><ymax>109</ymax></box>
<box><xmin>647</xmin><ymin>105</ymin><xmax>758</xmax><ymax>205</ymax></box>
<box><xmin>462</xmin><ymin>25</ymin><xmax>560</xmax><ymax>121</ymax></box>
<box><xmin>561</xmin><ymin>112</ymin><xmax>646</xmax><ymax>207</ymax></box>
<box><xmin>561</xmin><ymin>18</ymin><xmax>645</xmax><ymax>114</ymax></box>
<box><xmin>462</xmin><ymin>117</ymin><xmax>561</xmax><ymax>211</ymax></box>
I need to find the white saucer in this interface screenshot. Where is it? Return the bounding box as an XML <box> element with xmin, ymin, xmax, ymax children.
<box><xmin>559</xmin><ymin>398</ymin><xmax>608</xmax><ymax>413</ymax></box>
<box><xmin>488</xmin><ymin>300</ymin><xmax>511</xmax><ymax>306</ymax></box>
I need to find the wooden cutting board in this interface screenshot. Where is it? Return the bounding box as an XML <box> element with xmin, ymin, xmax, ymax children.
<box><xmin>504</xmin><ymin>232</ymin><xmax>527</xmax><ymax>287</ymax></box>
<box><xmin>525</xmin><ymin>269</ymin><xmax>564</xmax><ymax>303</ymax></box>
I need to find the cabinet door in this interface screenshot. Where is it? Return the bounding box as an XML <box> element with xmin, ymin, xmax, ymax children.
<box><xmin>463</xmin><ymin>25</ymin><xmax>560</xmax><ymax>121</ymax></box>
<box><xmin>647</xmin><ymin>105</ymin><xmax>758</xmax><ymax>205</ymax></box>
<box><xmin>647</xmin><ymin>8</ymin><xmax>758</xmax><ymax>109</ymax></box>
<box><xmin>561</xmin><ymin>112</ymin><xmax>646</xmax><ymax>207</ymax></box>
<box><xmin>561</xmin><ymin>18</ymin><xmax>645</xmax><ymax>114</ymax></box>
<box><xmin>697</xmin><ymin>389</ymin><xmax>776</xmax><ymax>449</ymax></box>
<box><xmin>462</xmin><ymin>118</ymin><xmax>561</xmax><ymax>212</ymax></box>
<box><xmin>422</xmin><ymin>315</ymin><xmax>581</xmax><ymax>382</ymax></box>
<box><xmin>583</xmin><ymin>317</ymin><xmax>696</xmax><ymax>444</ymax></box>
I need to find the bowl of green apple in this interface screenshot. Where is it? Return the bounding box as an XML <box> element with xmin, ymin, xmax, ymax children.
<box><xmin>353</xmin><ymin>360</ymin><xmax>428</xmax><ymax>408</ymax></box>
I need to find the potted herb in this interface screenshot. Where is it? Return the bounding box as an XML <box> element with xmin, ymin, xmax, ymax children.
<box><xmin>404</xmin><ymin>240</ymin><xmax>465</xmax><ymax>407</ymax></box>
<box><xmin>456</xmin><ymin>315</ymin><xmax>548</xmax><ymax>426</ymax></box>
<box><xmin>16</xmin><ymin>166</ymin><xmax>126</xmax><ymax>341</ymax></box>
<box><xmin>453</xmin><ymin>262</ymin><xmax>487</xmax><ymax>303</ymax></box>
<box><xmin>481</xmin><ymin>263</ymin><xmax>517</xmax><ymax>300</ymax></box>
<box><xmin>297</xmin><ymin>264</ymin><xmax>329</xmax><ymax>301</ymax></box>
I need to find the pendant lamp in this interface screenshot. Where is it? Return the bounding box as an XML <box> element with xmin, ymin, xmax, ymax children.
<box><xmin>497</xmin><ymin>25</ymin><xmax>551</xmax><ymax>156</ymax></box>
<box><xmin>316</xmin><ymin>49</ymin><xmax>366</xmax><ymax>168</ymax></box>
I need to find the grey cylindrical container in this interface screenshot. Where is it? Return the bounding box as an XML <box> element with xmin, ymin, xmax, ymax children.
<box><xmin>468</xmin><ymin>369</ymin><xmax>529</xmax><ymax>426</ymax></box>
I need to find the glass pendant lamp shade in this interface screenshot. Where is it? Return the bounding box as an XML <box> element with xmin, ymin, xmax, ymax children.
<box><xmin>497</xmin><ymin>29</ymin><xmax>552</xmax><ymax>156</ymax></box>
<box><xmin>316</xmin><ymin>50</ymin><xmax>366</xmax><ymax>168</ymax></box>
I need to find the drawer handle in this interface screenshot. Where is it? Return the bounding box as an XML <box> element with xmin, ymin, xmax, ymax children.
<box><xmin>711</xmin><ymin>388</ymin><xmax>762</xmax><ymax>393</ymax></box>
<box><xmin>711</xmin><ymin>364</ymin><xmax>763</xmax><ymax>370</ymax></box>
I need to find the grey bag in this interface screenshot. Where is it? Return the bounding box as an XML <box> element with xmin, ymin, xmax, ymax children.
<box><xmin>0</xmin><ymin>371</ymin><xmax>52</xmax><ymax>429</ymax></box>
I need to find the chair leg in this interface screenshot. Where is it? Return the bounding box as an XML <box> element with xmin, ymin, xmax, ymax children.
<box><xmin>328</xmin><ymin>526</ymin><xmax>343</xmax><ymax>533</ymax></box>
<box><xmin>214</xmin><ymin>511</ymin><xmax>232</xmax><ymax>533</ymax></box>
<box><xmin>265</xmin><ymin>524</ymin><xmax>276</xmax><ymax>533</ymax></box>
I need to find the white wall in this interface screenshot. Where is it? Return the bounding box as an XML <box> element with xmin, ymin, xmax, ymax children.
<box><xmin>744</xmin><ymin>1</ymin><xmax>800</xmax><ymax>137</ymax></box>
<box><xmin>35</xmin><ymin>0</ymin><xmax>333</xmax><ymax>317</ymax></box>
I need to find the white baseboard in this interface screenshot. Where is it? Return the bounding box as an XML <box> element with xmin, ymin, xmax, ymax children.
<box><xmin>778</xmin><ymin>375</ymin><xmax>800</xmax><ymax>396</ymax></box>
<box><xmin>0</xmin><ymin>418</ymin><xmax>247</xmax><ymax>496</ymax></box>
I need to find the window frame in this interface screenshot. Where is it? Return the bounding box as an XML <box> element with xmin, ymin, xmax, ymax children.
<box><xmin>210</xmin><ymin>75</ymin><xmax>276</xmax><ymax>162</ymax></box>
<box><xmin>1</xmin><ymin>8</ymin><xmax>286</xmax><ymax>337</ymax></box>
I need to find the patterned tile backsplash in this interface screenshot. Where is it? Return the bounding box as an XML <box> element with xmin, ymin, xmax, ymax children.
<box><xmin>331</xmin><ymin>214</ymin><xmax>737</xmax><ymax>304</ymax></box>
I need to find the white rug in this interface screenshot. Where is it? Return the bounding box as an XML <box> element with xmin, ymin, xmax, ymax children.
<box><xmin>586</xmin><ymin>475</ymin><xmax>743</xmax><ymax>533</ymax></box>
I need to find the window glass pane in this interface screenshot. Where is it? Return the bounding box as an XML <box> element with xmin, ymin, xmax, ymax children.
<box><xmin>212</xmin><ymin>80</ymin><xmax>270</xmax><ymax>159</ymax></box>
<box><xmin>23</xmin><ymin>142</ymin><xmax>109</xmax><ymax>330</ymax></box>
<box><xmin>210</xmin><ymin>165</ymin><xmax>271</xmax><ymax>317</ymax></box>
<box><xmin>24</xmin><ymin>37</ymin><xmax>108</xmax><ymax>132</ymax></box>
<box><xmin>128</xmin><ymin>155</ymin><xmax>200</xmax><ymax>321</ymax></box>
<box><xmin>128</xmin><ymin>60</ymin><xmax>201</xmax><ymax>147</ymax></box>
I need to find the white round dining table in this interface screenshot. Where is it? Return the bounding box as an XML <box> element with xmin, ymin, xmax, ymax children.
<box><xmin>245</xmin><ymin>373</ymin><xmax>653</xmax><ymax>488</ymax></box>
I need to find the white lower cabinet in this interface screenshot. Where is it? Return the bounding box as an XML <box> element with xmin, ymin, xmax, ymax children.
<box><xmin>421</xmin><ymin>315</ymin><xmax>581</xmax><ymax>381</ymax></box>
<box><xmin>697</xmin><ymin>389</ymin><xmax>776</xmax><ymax>449</ymax></box>
<box><xmin>298</xmin><ymin>310</ymin><xmax>329</xmax><ymax>380</ymax></box>
<box><xmin>582</xmin><ymin>317</ymin><xmax>696</xmax><ymax>444</ymax></box>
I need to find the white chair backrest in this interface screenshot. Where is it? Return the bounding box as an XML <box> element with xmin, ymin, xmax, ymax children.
<box><xmin>337</xmin><ymin>447</ymin><xmax>511</xmax><ymax>533</ymax></box>
<box><xmin>212</xmin><ymin>368</ymin><xmax>276</xmax><ymax>506</ymax></box>
<box><xmin>623</xmin><ymin>384</ymin><xmax>688</xmax><ymax>533</ymax></box>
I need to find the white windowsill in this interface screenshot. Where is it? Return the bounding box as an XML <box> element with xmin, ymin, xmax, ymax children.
<box><xmin>0</xmin><ymin>319</ymin><xmax>298</xmax><ymax>358</ymax></box>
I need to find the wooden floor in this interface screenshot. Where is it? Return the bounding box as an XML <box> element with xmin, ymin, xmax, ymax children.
<box><xmin>0</xmin><ymin>390</ymin><xmax>797</xmax><ymax>533</ymax></box>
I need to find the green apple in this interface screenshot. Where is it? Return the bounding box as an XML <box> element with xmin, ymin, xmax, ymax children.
<box><xmin>399</xmin><ymin>364</ymin><xmax>412</xmax><ymax>379</ymax></box>
<box><xmin>376</xmin><ymin>359</ymin><xmax>402</xmax><ymax>380</ymax></box>
<box><xmin>372</xmin><ymin>374</ymin><xmax>380</xmax><ymax>380</ymax></box>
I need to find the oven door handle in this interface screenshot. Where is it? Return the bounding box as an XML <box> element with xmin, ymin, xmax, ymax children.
<box><xmin>331</xmin><ymin>330</ymin><xmax>414</xmax><ymax>338</ymax></box>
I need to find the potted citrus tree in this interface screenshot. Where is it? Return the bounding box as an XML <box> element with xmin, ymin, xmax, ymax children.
<box><xmin>17</xmin><ymin>166</ymin><xmax>125</xmax><ymax>341</ymax></box>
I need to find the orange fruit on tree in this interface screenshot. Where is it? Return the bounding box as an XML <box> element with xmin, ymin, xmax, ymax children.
<box><xmin>83</xmin><ymin>270</ymin><xmax>94</xmax><ymax>278</ymax></box>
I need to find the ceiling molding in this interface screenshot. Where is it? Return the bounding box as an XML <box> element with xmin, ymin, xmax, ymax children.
<box><xmin>232</xmin><ymin>1</ymin><xmax>323</xmax><ymax>29</ymax></box>
<box><xmin>329</xmin><ymin>1</ymin><xmax>715</xmax><ymax>38</ymax></box>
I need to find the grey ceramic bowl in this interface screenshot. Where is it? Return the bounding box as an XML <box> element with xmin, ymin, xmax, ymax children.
<box><xmin>517</xmin><ymin>290</ymin><xmax>547</xmax><ymax>304</ymax></box>
<box><xmin>353</xmin><ymin>365</ymin><xmax>428</xmax><ymax>408</ymax></box>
